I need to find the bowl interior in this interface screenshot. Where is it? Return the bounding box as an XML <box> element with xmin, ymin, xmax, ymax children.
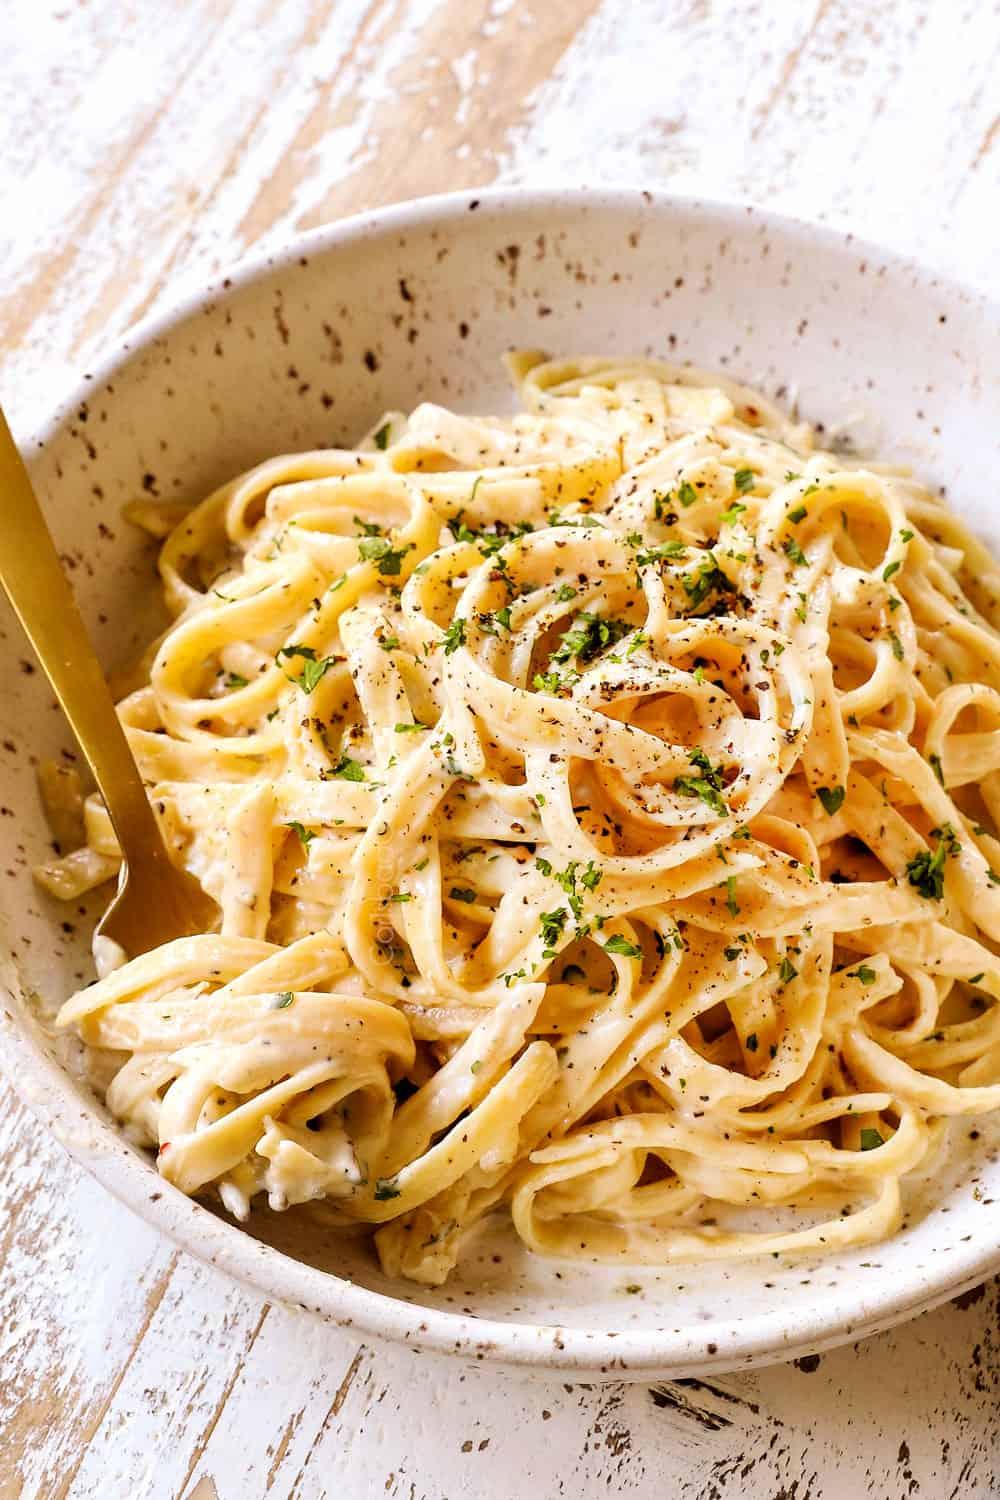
<box><xmin>4</xmin><ymin>190</ymin><xmax>1000</xmax><ymax>1370</ymax></box>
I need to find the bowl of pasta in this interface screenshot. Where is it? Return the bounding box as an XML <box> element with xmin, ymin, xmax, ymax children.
<box><xmin>4</xmin><ymin>187</ymin><xmax>1000</xmax><ymax>1379</ymax></box>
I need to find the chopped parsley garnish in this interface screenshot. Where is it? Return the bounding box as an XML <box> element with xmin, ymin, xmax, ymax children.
<box><xmin>929</xmin><ymin>752</ymin><xmax>944</xmax><ymax>786</ymax></box>
<box><xmin>556</xmin><ymin>584</ymin><xmax>578</xmax><ymax>602</ymax></box>
<box><xmin>478</xmin><ymin>605</ymin><xmax>513</xmax><ymax>634</ymax></box>
<box><xmin>604</xmin><ymin>934</ymin><xmax>643</xmax><ymax>958</ymax></box>
<box><xmin>447</xmin><ymin>511</ymin><xmax>478</xmax><ymax>544</ymax></box>
<box><xmin>900</xmin><ymin>529</ymin><xmax>914</xmax><ymax>542</ymax></box>
<box><xmin>636</xmin><ymin>540</ymin><xmax>687</xmax><ymax>567</ymax></box>
<box><xmin>332</xmin><ymin>754</ymin><xmax>365</xmax><ymax>782</ymax></box>
<box><xmin>883</xmin><ymin>560</ymin><xmax>901</xmax><ymax>581</ymax></box>
<box><xmin>719</xmin><ymin>501</ymin><xmax>747</xmax><ymax>526</ymax></box>
<box><xmin>532</xmin><ymin>668</ymin><xmax>579</xmax><ymax>696</ymax></box>
<box><xmin>378</xmin><ymin>635</ymin><xmax>401</xmax><ymax>652</ymax></box>
<box><xmin>859</xmin><ymin>1128</ymin><xmax>884</xmax><ymax>1151</ymax></box>
<box><xmin>733</xmin><ymin>468</ymin><xmax>755</xmax><ymax>494</ymax></box>
<box><xmin>725</xmin><ymin>875</ymin><xmax>739</xmax><ymax>917</ymax></box>
<box><xmin>276</xmin><ymin>644</ymin><xmax>337</xmax><ymax>695</ymax></box>
<box><xmin>442</xmin><ymin>617</ymin><xmax>467</xmax><ymax>654</ymax></box>
<box><xmin>673</xmin><ymin>747</ymin><xmax>729</xmax><ymax>816</ymax></box>
<box><xmin>540</xmin><ymin>858</ymin><xmax>602</xmax><ymax>920</ymax></box>
<box><xmin>449</xmin><ymin>886</ymin><xmax>477</xmax><ymax>903</ymax></box>
<box><xmin>778</xmin><ymin>956</ymin><xmax>798</xmax><ymax>984</ymax></box>
<box><xmin>816</xmin><ymin>785</ymin><xmax>846</xmax><ymax>816</ymax></box>
<box><xmin>389</xmin><ymin>892</ymin><xmax>411</xmax><ymax>903</ymax></box>
<box><xmin>539</xmin><ymin>908</ymin><xmax>568</xmax><ymax>957</ymax></box>
<box><xmin>394</xmin><ymin>721</ymin><xmax>428</xmax><ymax>733</ymax></box>
<box><xmin>677</xmin><ymin>481</ymin><xmax>698</xmax><ymax>507</ymax></box>
<box><xmin>783</xmin><ymin>536</ymin><xmax>808</xmax><ymax>567</ymax></box>
<box><xmin>358</xmin><ymin>534</ymin><xmax>413</xmax><ymax>575</ymax></box>
<box><xmin>889</xmin><ymin>630</ymin><xmax>904</xmax><ymax>661</ymax></box>
<box><xmin>905</xmin><ymin>824</ymin><xmax>958</xmax><ymax>901</ymax></box>
<box><xmin>224</xmin><ymin>671</ymin><xmax>249</xmax><ymax>689</ymax></box>
<box><xmin>373</xmin><ymin>422</ymin><xmax>391</xmax><ymax>450</ymax></box>
<box><xmin>849</xmin><ymin>964</ymin><xmax>877</xmax><ymax>985</ymax></box>
<box><xmin>682</xmin><ymin>555</ymin><xmax>735</xmax><ymax>613</ymax></box>
<box><xmin>551</xmin><ymin>611</ymin><xmax>630</xmax><ymax>665</ymax></box>
<box><xmin>271</xmin><ymin>991</ymin><xmax>294</xmax><ymax>1010</ymax></box>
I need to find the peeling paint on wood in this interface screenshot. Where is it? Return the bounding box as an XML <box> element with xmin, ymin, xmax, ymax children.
<box><xmin>3</xmin><ymin>1</ymin><xmax>1000</xmax><ymax>1496</ymax></box>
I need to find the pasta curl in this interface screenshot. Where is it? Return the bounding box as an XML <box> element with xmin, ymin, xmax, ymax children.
<box><xmin>38</xmin><ymin>353</ymin><xmax>1000</xmax><ymax>1284</ymax></box>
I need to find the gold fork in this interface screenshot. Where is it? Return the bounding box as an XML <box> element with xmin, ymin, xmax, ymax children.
<box><xmin>0</xmin><ymin>408</ymin><xmax>216</xmax><ymax>958</ymax></box>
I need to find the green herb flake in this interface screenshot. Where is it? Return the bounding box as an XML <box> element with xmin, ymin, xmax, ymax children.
<box><xmin>787</xmin><ymin>505</ymin><xmax>808</xmax><ymax>524</ymax></box>
<box><xmin>783</xmin><ymin>536</ymin><xmax>808</xmax><ymax>567</ymax></box>
<box><xmin>358</xmin><ymin>535</ymin><xmax>413</xmax><ymax>576</ymax></box>
<box><xmin>442</xmin><ymin>617</ymin><xmax>467</xmax><ymax>655</ymax></box>
<box><xmin>604</xmin><ymin>934</ymin><xmax>643</xmax><ymax>958</ymax></box>
<box><xmin>332</xmin><ymin>754</ymin><xmax>365</xmax><ymax>782</ymax></box>
<box><xmin>276</xmin><ymin>644</ymin><xmax>338</xmax><ymax>695</ymax></box>
<box><xmin>539</xmin><ymin>908</ymin><xmax>568</xmax><ymax>956</ymax></box>
<box><xmin>725</xmin><ymin>875</ymin><xmax>739</xmax><ymax>918</ymax></box>
<box><xmin>883</xmin><ymin>560</ymin><xmax>901</xmax><ymax>582</ymax></box>
<box><xmin>817</xmin><ymin>785</ymin><xmax>846</xmax><ymax>816</ymax></box>
<box><xmin>673</xmin><ymin>746</ymin><xmax>729</xmax><ymax>817</ymax></box>
<box><xmin>552</xmin><ymin>611</ymin><xmax>630</xmax><ymax>666</ymax></box>
<box><xmin>682</xmin><ymin>554</ymin><xmax>735</xmax><ymax>613</ymax></box>
<box><xmin>374</xmin><ymin>1177</ymin><xmax>402</xmax><ymax>1200</ymax></box>
<box><xmin>849</xmin><ymin>964</ymin><xmax>877</xmax><ymax>985</ymax></box>
<box><xmin>778</xmin><ymin>956</ymin><xmax>798</xmax><ymax>984</ymax></box>
<box><xmin>373</xmin><ymin>422</ymin><xmax>391</xmax><ymax>450</ymax></box>
<box><xmin>860</xmin><ymin>1128</ymin><xmax>884</xmax><ymax>1152</ymax></box>
<box><xmin>905</xmin><ymin>823</ymin><xmax>959</xmax><ymax>900</ymax></box>
<box><xmin>636</xmin><ymin>540</ymin><xmax>687</xmax><ymax>567</ymax></box>
<box><xmin>733</xmin><ymin>468</ymin><xmax>755</xmax><ymax>494</ymax></box>
<box><xmin>271</xmin><ymin>991</ymin><xmax>295</xmax><ymax>1010</ymax></box>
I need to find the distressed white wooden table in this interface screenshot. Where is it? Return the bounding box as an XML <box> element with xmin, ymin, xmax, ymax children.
<box><xmin>3</xmin><ymin>2</ymin><xmax>1000</xmax><ymax>1496</ymax></box>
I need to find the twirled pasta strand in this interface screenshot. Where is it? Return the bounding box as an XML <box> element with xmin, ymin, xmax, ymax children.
<box><xmin>35</xmin><ymin>353</ymin><xmax>1000</xmax><ymax>1285</ymax></box>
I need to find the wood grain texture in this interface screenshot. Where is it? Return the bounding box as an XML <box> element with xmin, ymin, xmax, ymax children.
<box><xmin>3</xmin><ymin>1</ymin><xmax>1000</xmax><ymax>1495</ymax></box>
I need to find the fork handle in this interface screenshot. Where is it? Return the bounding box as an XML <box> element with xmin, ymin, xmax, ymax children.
<box><xmin>0</xmin><ymin>408</ymin><xmax>164</xmax><ymax>866</ymax></box>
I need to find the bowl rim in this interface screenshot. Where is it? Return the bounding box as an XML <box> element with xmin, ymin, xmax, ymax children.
<box><xmin>3</xmin><ymin>183</ymin><xmax>998</xmax><ymax>1378</ymax></box>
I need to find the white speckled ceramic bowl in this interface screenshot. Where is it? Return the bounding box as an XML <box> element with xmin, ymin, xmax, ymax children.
<box><xmin>3</xmin><ymin>189</ymin><xmax>1000</xmax><ymax>1380</ymax></box>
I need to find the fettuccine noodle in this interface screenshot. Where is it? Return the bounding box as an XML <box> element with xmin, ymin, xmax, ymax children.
<box><xmin>37</xmin><ymin>352</ymin><xmax>1000</xmax><ymax>1284</ymax></box>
